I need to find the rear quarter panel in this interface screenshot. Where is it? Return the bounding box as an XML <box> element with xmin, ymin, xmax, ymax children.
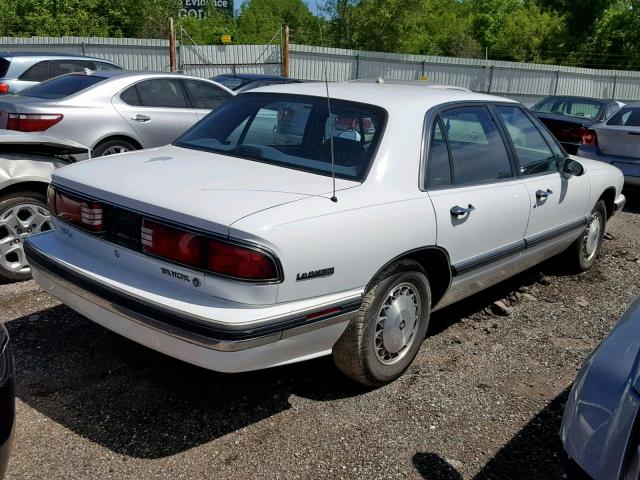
<box><xmin>0</xmin><ymin>156</ymin><xmax>60</xmax><ymax>194</ymax></box>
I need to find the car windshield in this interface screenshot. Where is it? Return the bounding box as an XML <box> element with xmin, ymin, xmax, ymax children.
<box><xmin>17</xmin><ymin>74</ymin><xmax>107</xmax><ymax>99</ymax></box>
<box><xmin>211</xmin><ymin>76</ymin><xmax>253</xmax><ymax>91</ymax></box>
<box><xmin>531</xmin><ymin>97</ymin><xmax>603</xmax><ymax>120</ymax></box>
<box><xmin>175</xmin><ymin>93</ymin><xmax>386</xmax><ymax>181</ymax></box>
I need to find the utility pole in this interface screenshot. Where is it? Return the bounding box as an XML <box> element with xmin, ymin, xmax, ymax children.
<box><xmin>169</xmin><ymin>17</ymin><xmax>177</xmax><ymax>73</ymax></box>
<box><xmin>283</xmin><ymin>26</ymin><xmax>290</xmax><ymax>77</ymax></box>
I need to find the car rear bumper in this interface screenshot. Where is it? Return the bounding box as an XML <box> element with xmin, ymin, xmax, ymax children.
<box><xmin>25</xmin><ymin>237</ymin><xmax>361</xmax><ymax>373</ymax></box>
<box><xmin>615</xmin><ymin>193</ymin><xmax>627</xmax><ymax>214</ymax></box>
<box><xmin>578</xmin><ymin>145</ymin><xmax>640</xmax><ymax>189</ymax></box>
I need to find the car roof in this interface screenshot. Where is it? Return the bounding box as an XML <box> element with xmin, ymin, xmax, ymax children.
<box><xmin>537</xmin><ymin>95</ymin><xmax>609</xmax><ymax>103</ymax></box>
<box><xmin>57</xmin><ymin>70</ymin><xmax>220</xmax><ymax>80</ymax></box>
<box><xmin>215</xmin><ymin>74</ymin><xmax>291</xmax><ymax>81</ymax></box>
<box><xmin>247</xmin><ymin>81</ymin><xmax>517</xmax><ymax>112</ymax></box>
<box><xmin>0</xmin><ymin>51</ymin><xmax>114</xmax><ymax>62</ymax></box>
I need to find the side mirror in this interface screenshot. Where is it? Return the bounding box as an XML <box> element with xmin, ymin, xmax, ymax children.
<box><xmin>563</xmin><ymin>158</ymin><xmax>585</xmax><ymax>177</ymax></box>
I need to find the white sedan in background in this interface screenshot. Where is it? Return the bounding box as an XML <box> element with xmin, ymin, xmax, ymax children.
<box><xmin>24</xmin><ymin>82</ymin><xmax>625</xmax><ymax>386</ymax></box>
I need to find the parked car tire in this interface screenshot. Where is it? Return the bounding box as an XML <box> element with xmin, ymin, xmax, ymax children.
<box><xmin>566</xmin><ymin>200</ymin><xmax>607</xmax><ymax>272</ymax></box>
<box><xmin>332</xmin><ymin>260</ymin><xmax>431</xmax><ymax>386</ymax></box>
<box><xmin>93</xmin><ymin>138</ymin><xmax>138</xmax><ymax>157</ymax></box>
<box><xmin>0</xmin><ymin>192</ymin><xmax>52</xmax><ymax>283</ymax></box>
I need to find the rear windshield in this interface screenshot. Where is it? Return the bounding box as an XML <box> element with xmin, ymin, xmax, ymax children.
<box><xmin>211</xmin><ymin>76</ymin><xmax>253</xmax><ymax>91</ymax></box>
<box><xmin>175</xmin><ymin>93</ymin><xmax>387</xmax><ymax>181</ymax></box>
<box><xmin>0</xmin><ymin>58</ymin><xmax>9</xmax><ymax>78</ymax></box>
<box><xmin>607</xmin><ymin>107</ymin><xmax>640</xmax><ymax>127</ymax></box>
<box><xmin>531</xmin><ymin>97</ymin><xmax>603</xmax><ymax>120</ymax></box>
<box><xmin>17</xmin><ymin>74</ymin><xmax>107</xmax><ymax>99</ymax></box>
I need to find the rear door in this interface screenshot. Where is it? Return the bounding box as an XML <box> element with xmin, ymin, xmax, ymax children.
<box><xmin>182</xmin><ymin>79</ymin><xmax>232</xmax><ymax>119</ymax></box>
<box><xmin>426</xmin><ymin>105</ymin><xmax>530</xmax><ymax>273</ymax></box>
<box><xmin>112</xmin><ymin>78</ymin><xmax>198</xmax><ymax>148</ymax></box>
<box><xmin>596</xmin><ymin>107</ymin><xmax>640</xmax><ymax>159</ymax></box>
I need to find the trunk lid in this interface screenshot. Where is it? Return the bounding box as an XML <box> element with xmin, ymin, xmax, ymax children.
<box><xmin>533</xmin><ymin>112</ymin><xmax>592</xmax><ymax>143</ymax></box>
<box><xmin>0</xmin><ymin>95</ymin><xmax>61</xmax><ymax>129</ymax></box>
<box><xmin>595</xmin><ymin>124</ymin><xmax>640</xmax><ymax>159</ymax></box>
<box><xmin>52</xmin><ymin>144</ymin><xmax>358</xmax><ymax>235</ymax></box>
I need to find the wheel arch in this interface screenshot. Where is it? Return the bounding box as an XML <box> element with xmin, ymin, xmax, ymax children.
<box><xmin>0</xmin><ymin>180</ymin><xmax>50</xmax><ymax>200</ymax></box>
<box><xmin>93</xmin><ymin>134</ymin><xmax>143</xmax><ymax>152</ymax></box>
<box><xmin>366</xmin><ymin>246</ymin><xmax>452</xmax><ymax>308</ymax></box>
<box><xmin>598</xmin><ymin>187</ymin><xmax>616</xmax><ymax>219</ymax></box>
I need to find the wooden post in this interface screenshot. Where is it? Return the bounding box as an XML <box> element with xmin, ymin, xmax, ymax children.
<box><xmin>283</xmin><ymin>25</ymin><xmax>290</xmax><ymax>77</ymax></box>
<box><xmin>169</xmin><ymin>17</ymin><xmax>177</xmax><ymax>73</ymax></box>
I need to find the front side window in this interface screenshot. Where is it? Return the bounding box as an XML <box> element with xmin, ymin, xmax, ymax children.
<box><xmin>135</xmin><ymin>79</ymin><xmax>188</xmax><ymax>108</ymax></box>
<box><xmin>176</xmin><ymin>93</ymin><xmax>386</xmax><ymax>181</ymax></box>
<box><xmin>495</xmin><ymin>106</ymin><xmax>558</xmax><ymax>176</ymax></box>
<box><xmin>607</xmin><ymin>107</ymin><xmax>640</xmax><ymax>127</ymax></box>
<box><xmin>183</xmin><ymin>80</ymin><xmax>231</xmax><ymax>110</ymax></box>
<box><xmin>18</xmin><ymin>74</ymin><xmax>107</xmax><ymax>99</ymax></box>
<box><xmin>440</xmin><ymin>106</ymin><xmax>513</xmax><ymax>185</ymax></box>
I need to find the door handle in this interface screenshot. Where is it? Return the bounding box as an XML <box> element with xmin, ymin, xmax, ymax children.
<box><xmin>536</xmin><ymin>189</ymin><xmax>553</xmax><ymax>198</ymax></box>
<box><xmin>132</xmin><ymin>114</ymin><xmax>151</xmax><ymax>122</ymax></box>
<box><xmin>450</xmin><ymin>204</ymin><xmax>475</xmax><ymax>217</ymax></box>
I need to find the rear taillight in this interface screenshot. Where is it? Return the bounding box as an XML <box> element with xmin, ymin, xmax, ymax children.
<box><xmin>207</xmin><ymin>239</ymin><xmax>278</xmax><ymax>280</ymax></box>
<box><xmin>50</xmin><ymin>188</ymin><xmax>104</xmax><ymax>232</ymax></box>
<box><xmin>582</xmin><ymin>128</ymin><xmax>598</xmax><ymax>146</ymax></box>
<box><xmin>141</xmin><ymin>220</ymin><xmax>204</xmax><ymax>269</ymax></box>
<box><xmin>6</xmin><ymin>113</ymin><xmax>63</xmax><ymax>132</ymax></box>
<box><xmin>141</xmin><ymin>219</ymin><xmax>278</xmax><ymax>281</ymax></box>
<box><xmin>0</xmin><ymin>84</ymin><xmax>9</xmax><ymax>94</ymax></box>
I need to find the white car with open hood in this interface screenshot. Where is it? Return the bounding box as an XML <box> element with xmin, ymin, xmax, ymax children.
<box><xmin>24</xmin><ymin>82</ymin><xmax>625</xmax><ymax>386</ymax></box>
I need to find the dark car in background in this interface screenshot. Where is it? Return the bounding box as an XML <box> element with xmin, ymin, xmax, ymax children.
<box><xmin>578</xmin><ymin>102</ymin><xmax>640</xmax><ymax>190</ymax></box>
<box><xmin>211</xmin><ymin>73</ymin><xmax>304</xmax><ymax>93</ymax></box>
<box><xmin>0</xmin><ymin>324</ymin><xmax>15</xmax><ymax>479</ymax></box>
<box><xmin>0</xmin><ymin>52</ymin><xmax>122</xmax><ymax>95</ymax></box>
<box><xmin>530</xmin><ymin>95</ymin><xmax>623</xmax><ymax>154</ymax></box>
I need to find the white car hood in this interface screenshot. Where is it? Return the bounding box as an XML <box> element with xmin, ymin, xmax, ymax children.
<box><xmin>52</xmin><ymin>144</ymin><xmax>358</xmax><ymax>235</ymax></box>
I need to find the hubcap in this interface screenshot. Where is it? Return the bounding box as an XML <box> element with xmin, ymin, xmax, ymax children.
<box><xmin>0</xmin><ymin>203</ymin><xmax>52</xmax><ymax>274</ymax></box>
<box><xmin>373</xmin><ymin>282</ymin><xmax>421</xmax><ymax>365</ymax></box>
<box><xmin>583</xmin><ymin>212</ymin><xmax>602</xmax><ymax>261</ymax></box>
<box><xmin>102</xmin><ymin>145</ymin><xmax>131</xmax><ymax>156</ymax></box>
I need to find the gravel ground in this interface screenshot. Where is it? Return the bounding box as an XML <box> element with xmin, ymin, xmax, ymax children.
<box><xmin>2</xmin><ymin>195</ymin><xmax>640</xmax><ymax>480</ymax></box>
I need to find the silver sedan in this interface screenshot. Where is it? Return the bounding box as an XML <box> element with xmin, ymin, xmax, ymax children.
<box><xmin>0</xmin><ymin>70</ymin><xmax>234</xmax><ymax>156</ymax></box>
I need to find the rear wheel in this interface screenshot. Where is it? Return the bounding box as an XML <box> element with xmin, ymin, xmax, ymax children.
<box><xmin>566</xmin><ymin>200</ymin><xmax>607</xmax><ymax>272</ymax></box>
<box><xmin>0</xmin><ymin>192</ymin><xmax>52</xmax><ymax>283</ymax></box>
<box><xmin>332</xmin><ymin>260</ymin><xmax>431</xmax><ymax>386</ymax></box>
<box><xmin>93</xmin><ymin>138</ymin><xmax>138</xmax><ymax>157</ymax></box>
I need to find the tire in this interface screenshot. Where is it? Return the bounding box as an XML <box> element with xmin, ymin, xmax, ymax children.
<box><xmin>565</xmin><ymin>200</ymin><xmax>607</xmax><ymax>272</ymax></box>
<box><xmin>332</xmin><ymin>259</ymin><xmax>431</xmax><ymax>386</ymax></box>
<box><xmin>0</xmin><ymin>192</ymin><xmax>53</xmax><ymax>283</ymax></box>
<box><xmin>93</xmin><ymin>138</ymin><xmax>138</xmax><ymax>157</ymax></box>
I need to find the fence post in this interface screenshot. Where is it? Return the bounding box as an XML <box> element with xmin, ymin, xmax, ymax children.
<box><xmin>355</xmin><ymin>55</ymin><xmax>360</xmax><ymax>79</ymax></box>
<box><xmin>554</xmin><ymin>70</ymin><xmax>560</xmax><ymax>95</ymax></box>
<box><xmin>612</xmin><ymin>74</ymin><xmax>618</xmax><ymax>99</ymax></box>
<box><xmin>486</xmin><ymin>65</ymin><xmax>494</xmax><ymax>94</ymax></box>
<box><xmin>81</xmin><ymin>41</ymin><xmax>86</xmax><ymax>55</ymax></box>
<box><xmin>282</xmin><ymin>26</ymin><xmax>290</xmax><ymax>77</ymax></box>
<box><xmin>421</xmin><ymin>60</ymin><xmax>425</xmax><ymax>78</ymax></box>
<box><xmin>168</xmin><ymin>17</ymin><xmax>176</xmax><ymax>73</ymax></box>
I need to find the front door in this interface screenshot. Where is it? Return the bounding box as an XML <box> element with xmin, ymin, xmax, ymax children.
<box><xmin>493</xmin><ymin>105</ymin><xmax>589</xmax><ymax>243</ymax></box>
<box><xmin>425</xmin><ymin>105</ymin><xmax>530</xmax><ymax>274</ymax></box>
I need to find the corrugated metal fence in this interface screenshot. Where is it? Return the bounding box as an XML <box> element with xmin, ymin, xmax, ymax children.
<box><xmin>3</xmin><ymin>36</ymin><xmax>640</xmax><ymax>105</ymax></box>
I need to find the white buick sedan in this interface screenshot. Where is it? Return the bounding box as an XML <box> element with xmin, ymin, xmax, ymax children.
<box><xmin>24</xmin><ymin>82</ymin><xmax>625</xmax><ymax>386</ymax></box>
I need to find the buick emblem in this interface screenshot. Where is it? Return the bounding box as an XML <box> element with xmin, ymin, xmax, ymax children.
<box><xmin>192</xmin><ymin>278</ymin><xmax>201</xmax><ymax>288</ymax></box>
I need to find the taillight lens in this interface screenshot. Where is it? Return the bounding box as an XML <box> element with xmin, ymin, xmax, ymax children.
<box><xmin>207</xmin><ymin>239</ymin><xmax>278</xmax><ymax>280</ymax></box>
<box><xmin>582</xmin><ymin>128</ymin><xmax>598</xmax><ymax>146</ymax></box>
<box><xmin>141</xmin><ymin>220</ymin><xmax>278</xmax><ymax>281</ymax></box>
<box><xmin>0</xmin><ymin>84</ymin><xmax>9</xmax><ymax>94</ymax></box>
<box><xmin>6</xmin><ymin>113</ymin><xmax>63</xmax><ymax>132</ymax></box>
<box><xmin>50</xmin><ymin>189</ymin><xmax>104</xmax><ymax>232</ymax></box>
<box><xmin>141</xmin><ymin>220</ymin><xmax>203</xmax><ymax>268</ymax></box>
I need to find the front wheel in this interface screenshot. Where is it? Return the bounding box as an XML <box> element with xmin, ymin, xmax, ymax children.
<box><xmin>566</xmin><ymin>200</ymin><xmax>607</xmax><ymax>272</ymax></box>
<box><xmin>332</xmin><ymin>260</ymin><xmax>431</xmax><ymax>386</ymax></box>
<box><xmin>0</xmin><ymin>192</ymin><xmax>53</xmax><ymax>283</ymax></box>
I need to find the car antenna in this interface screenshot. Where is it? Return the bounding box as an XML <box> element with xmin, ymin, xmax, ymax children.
<box><xmin>315</xmin><ymin>9</ymin><xmax>338</xmax><ymax>203</ymax></box>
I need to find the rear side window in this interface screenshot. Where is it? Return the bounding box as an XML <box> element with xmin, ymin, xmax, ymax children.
<box><xmin>183</xmin><ymin>79</ymin><xmax>231</xmax><ymax>110</ymax></box>
<box><xmin>495</xmin><ymin>106</ymin><xmax>558</xmax><ymax>176</ymax></box>
<box><xmin>120</xmin><ymin>86</ymin><xmax>141</xmax><ymax>106</ymax></box>
<box><xmin>49</xmin><ymin>60</ymin><xmax>92</xmax><ymax>78</ymax></box>
<box><xmin>440</xmin><ymin>106</ymin><xmax>512</xmax><ymax>185</ymax></box>
<box><xmin>19</xmin><ymin>61</ymin><xmax>50</xmax><ymax>82</ymax></box>
<box><xmin>0</xmin><ymin>58</ymin><xmax>10</xmax><ymax>78</ymax></box>
<box><xmin>135</xmin><ymin>79</ymin><xmax>188</xmax><ymax>108</ymax></box>
<box><xmin>607</xmin><ymin>107</ymin><xmax>640</xmax><ymax>127</ymax></box>
<box><xmin>426</xmin><ymin>120</ymin><xmax>451</xmax><ymax>188</ymax></box>
<box><xmin>18</xmin><ymin>74</ymin><xmax>107</xmax><ymax>99</ymax></box>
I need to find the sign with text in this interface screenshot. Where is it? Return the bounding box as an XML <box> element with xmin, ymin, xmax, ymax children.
<box><xmin>180</xmin><ymin>0</ymin><xmax>233</xmax><ymax>18</ymax></box>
